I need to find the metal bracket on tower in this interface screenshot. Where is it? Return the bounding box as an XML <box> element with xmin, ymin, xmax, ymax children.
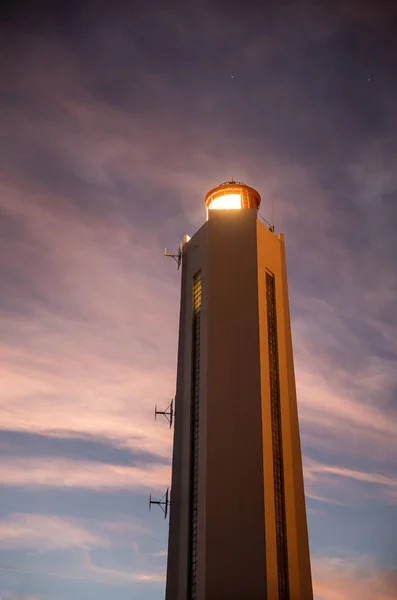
<box><xmin>154</xmin><ymin>398</ymin><xmax>174</xmax><ymax>428</ymax></box>
<box><xmin>164</xmin><ymin>243</ymin><xmax>183</xmax><ymax>270</ymax></box>
<box><xmin>149</xmin><ymin>488</ymin><xmax>170</xmax><ymax>519</ymax></box>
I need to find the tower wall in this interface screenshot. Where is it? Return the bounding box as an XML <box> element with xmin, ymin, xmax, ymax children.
<box><xmin>256</xmin><ymin>224</ymin><xmax>313</xmax><ymax>600</ymax></box>
<box><xmin>165</xmin><ymin>208</ymin><xmax>313</xmax><ymax>600</ymax></box>
<box><xmin>166</xmin><ymin>223</ymin><xmax>209</xmax><ymax>600</ymax></box>
<box><xmin>204</xmin><ymin>209</ymin><xmax>267</xmax><ymax>599</ymax></box>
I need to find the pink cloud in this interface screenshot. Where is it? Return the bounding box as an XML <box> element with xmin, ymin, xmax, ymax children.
<box><xmin>0</xmin><ymin>183</ymin><xmax>179</xmax><ymax>459</ymax></box>
<box><xmin>312</xmin><ymin>553</ymin><xmax>397</xmax><ymax>600</ymax></box>
<box><xmin>0</xmin><ymin>562</ymin><xmax>165</xmax><ymax>587</ymax></box>
<box><xmin>0</xmin><ymin>48</ymin><xmax>395</xmax><ymax>540</ymax></box>
<box><xmin>0</xmin><ymin>457</ymin><xmax>170</xmax><ymax>492</ymax></box>
<box><xmin>0</xmin><ymin>176</ymin><xmax>395</xmax><ymax>474</ymax></box>
<box><xmin>0</xmin><ymin>512</ymin><xmax>151</xmax><ymax>553</ymax></box>
<box><xmin>295</xmin><ymin>350</ymin><xmax>397</xmax><ymax>464</ymax></box>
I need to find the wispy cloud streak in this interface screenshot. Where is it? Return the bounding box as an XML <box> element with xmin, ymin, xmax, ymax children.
<box><xmin>0</xmin><ymin>458</ymin><xmax>170</xmax><ymax>491</ymax></box>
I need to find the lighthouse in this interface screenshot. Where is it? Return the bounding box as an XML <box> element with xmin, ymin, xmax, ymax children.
<box><xmin>165</xmin><ymin>182</ymin><xmax>313</xmax><ymax>600</ymax></box>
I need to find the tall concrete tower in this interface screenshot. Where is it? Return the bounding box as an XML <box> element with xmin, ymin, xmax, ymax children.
<box><xmin>165</xmin><ymin>182</ymin><xmax>313</xmax><ymax>600</ymax></box>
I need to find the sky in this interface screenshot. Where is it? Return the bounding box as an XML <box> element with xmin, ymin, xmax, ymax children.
<box><xmin>0</xmin><ymin>0</ymin><xmax>396</xmax><ymax>598</ymax></box>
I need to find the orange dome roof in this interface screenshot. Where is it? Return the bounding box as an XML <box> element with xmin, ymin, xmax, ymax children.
<box><xmin>204</xmin><ymin>181</ymin><xmax>261</xmax><ymax>210</ymax></box>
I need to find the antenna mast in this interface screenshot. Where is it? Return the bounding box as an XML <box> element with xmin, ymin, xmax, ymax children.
<box><xmin>154</xmin><ymin>398</ymin><xmax>175</xmax><ymax>428</ymax></box>
<box><xmin>271</xmin><ymin>197</ymin><xmax>275</xmax><ymax>233</ymax></box>
<box><xmin>149</xmin><ymin>488</ymin><xmax>170</xmax><ymax>519</ymax></box>
<box><xmin>164</xmin><ymin>243</ymin><xmax>183</xmax><ymax>270</ymax></box>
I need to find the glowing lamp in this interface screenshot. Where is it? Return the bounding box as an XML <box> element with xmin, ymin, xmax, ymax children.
<box><xmin>204</xmin><ymin>181</ymin><xmax>261</xmax><ymax>219</ymax></box>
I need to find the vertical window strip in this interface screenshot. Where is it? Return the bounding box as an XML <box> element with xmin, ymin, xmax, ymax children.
<box><xmin>266</xmin><ymin>272</ymin><xmax>289</xmax><ymax>600</ymax></box>
<box><xmin>190</xmin><ymin>271</ymin><xmax>202</xmax><ymax>599</ymax></box>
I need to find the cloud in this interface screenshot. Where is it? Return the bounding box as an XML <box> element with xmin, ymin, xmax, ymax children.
<box><xmin>0</xmin><ymin>512</ymin><xmax>150</xmax><ymax>553</ymax></box>
<box><xmin>0</xmin><ymin>563</ymin><xmax>164</xmax><ymax>587</ymax></box>
<box><xmin>297</xmin><ymin>363</ymin><xmax>397</xmax><ymax>464</ymax></box>
<box><xmin>312</xmin><ymin>553</ymin><xmax>397</xmax><ymax>600</ymax></box>
<box><xmin>81</xmin><ymin>546</ymin><xmax>166</xmax><ymax>584</ymax></box>
<box><xmin>0</xmin><ymin>457</ymin><xmax>170</xmax><ymax>492</ymax></box>
<box><xmin>304</xmin><ymin>493</ymin><xmax>346</xmax><ymax>508</ymax></box>
<box><xmin>291</xmin><ymin>291</ymin><xmax>397</xmax><ymax>465</ymax></box>
<box><xmin>0</xmin><ymin>513</ymin><xmax>106</xmax><ymax>551</ymax></box>
<box><xmin>0</xmin><ymin>430</ymin><xmax>170</xmax><ymax>468</ymax></box>
<box><xmin>304</xmin><ymin>457</ymin><xmax>397</xmax><ymax>507</ymax></box>
<box><xmin>306</xmin><ymin>461</ymin><xmax>397</xmax><ymax>487</ymax></box>
<box><xmin>0</xmin><ymin>513</ymin><xmax>165</xmax><ymax>588</ymax></box>
<box><xmin>0</xmin><ymin>5</ymin><xmax>396</xmax><ymax>599</ymax></box>
<box><xmin>0</xmin><ymin>593</ymin><xmax>42</xmax><ymax>600</ymax></box>
<box><xmin>0</xmin><ymin>179</ymin><xmax>179</xmax><ymax>460</ymax></box>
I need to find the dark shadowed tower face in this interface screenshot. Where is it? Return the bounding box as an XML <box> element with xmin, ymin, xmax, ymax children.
<box><xmin>166</xmin><ymin>182</ymin><xmax>313</xmax><ymax>600</ymax></box>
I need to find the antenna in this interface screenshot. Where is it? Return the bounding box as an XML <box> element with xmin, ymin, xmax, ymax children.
<box><xmin>164</xmin><ymin>243</ymin><xmax>183</xmax><ymax>270</ymax></box>
<box><xmin>258</xmin><ymin>209</ymin><xmax>275</xmax><ymax>233</ymax></box>
<box><xmin>149</xmin><ymin>488</ymin><xmax>170</xmax><ymax>519</ymax></box>
<box><xmin>154</xmin><ymin>398</ymin><xmax>174</xmax><ymax>428</ymax></box>
<box><xmin>271</xmin><ymin>197</ymin><xmax>275</xmax><ymax>233</ymax></box>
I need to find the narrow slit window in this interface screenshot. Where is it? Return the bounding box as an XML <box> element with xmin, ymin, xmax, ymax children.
<box><xmin>190</xmin><ymin>271</ymin><xmax>202</xmax><ymax>599</ymax></box>
<box><xmin>266</xmin><ymin>271</ymin><xmax>289</xmax><ymax>600</ymax></box>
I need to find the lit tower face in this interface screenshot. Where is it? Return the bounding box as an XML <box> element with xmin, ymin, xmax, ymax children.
<box><xmin>165</xmin><ymin>182</ymin><xmax>313</xmax><ymax>600</ymax></box>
